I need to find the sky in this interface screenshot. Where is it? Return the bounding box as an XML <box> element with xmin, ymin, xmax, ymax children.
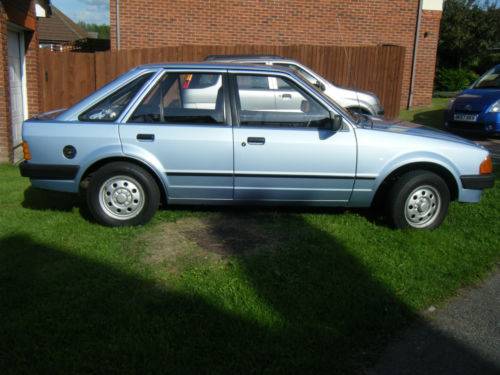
<box><xmin>51</xmin><ymin>0</ymin><xmax>110</xmax><ymax>25</ymax></box>
<box><xmin>50</xmin><ymin>0</ymin><xmax>500</xmax><ymax>26</ymax></box>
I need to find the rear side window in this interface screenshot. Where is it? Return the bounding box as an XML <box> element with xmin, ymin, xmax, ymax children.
<box><xmin>79</xmin><ymin>73</ymin><xmax>153</xmax><ymax>122</ymax></box>
<box><xmin>128</xmin><ymin>72</ymin><xmax>225</xmax><ymax>124</ymax></box>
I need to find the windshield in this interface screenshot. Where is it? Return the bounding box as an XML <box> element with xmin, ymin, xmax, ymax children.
<box><xmin>472</xmin><ymin>65</ymin><xmax>500</xmax><ymax>89</ymax></box>
<box><xmin>292</xmin><ymin>70</ymin><xmax>359</xmax><ymax>123</ymax></box>
<box><xmin>274</xmin><ymin>63</ymin><xmax>318</xmax><ymax>85</ymax></box>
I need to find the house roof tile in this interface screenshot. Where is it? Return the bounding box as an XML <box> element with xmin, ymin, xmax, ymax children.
<box><xmin>38</xmin><ymin>5</ymin><xmax>89</xmax><ymax>43</ymax></box>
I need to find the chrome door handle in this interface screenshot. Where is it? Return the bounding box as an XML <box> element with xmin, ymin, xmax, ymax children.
<box><xmin>247</xmin><ymin>137</ymin><xmax>265</xmax><ymax>145</ymax></box>
<box><xmin>136</xmin><ymin>134</ymin><xmax>155</xmax><ymax>141</ymax></box>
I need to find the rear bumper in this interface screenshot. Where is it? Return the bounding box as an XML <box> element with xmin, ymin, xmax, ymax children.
<box><xmin>461</xmin><ymin>174</ymin><xmax>495</xmax><ymax>190</ymax></box>
<box><xmin>19</xmin><ymin>161</ymin><xmax>79</xmax><ymax>180</ymax></box>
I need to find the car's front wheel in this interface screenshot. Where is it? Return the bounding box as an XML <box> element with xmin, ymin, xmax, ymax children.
<box><xmin>87</xmin><ymin>162</ymin><xmax>160</xmax><ymax>226</ymax></box>
<box><xmin>387</xmin><ymin>170</ymin><xmax>450</xmax><ymax>230</ymax></box>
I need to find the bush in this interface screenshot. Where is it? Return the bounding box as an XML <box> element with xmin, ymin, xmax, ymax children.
<box><xmin>473</xmin><ymin>53</ymin><xmax>500</xmax><ymax>76</ymax></box>
<box><xmin>434</xmin><ymin>67</ymin><xmax>479</xmax><ymax>92</ymax></box>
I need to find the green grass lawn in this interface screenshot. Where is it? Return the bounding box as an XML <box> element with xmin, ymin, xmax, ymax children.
<box><xmin>398</xmin><ymin>98</ymin><xmax>449</xmax><ymax>129</ymax></box>
<box><xmin>1</xmin><ymin>100</ymin><xmax>499</xmax><ymax>374</ymax></box>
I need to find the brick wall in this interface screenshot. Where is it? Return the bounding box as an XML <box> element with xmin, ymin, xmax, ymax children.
<box><xmin>110</xmin><ymin>0</ymin><xmax>441</xmax><ymax>110</ymax></box>
<box><xmin>0</xmin><ymin>0</ymin><xmax>40</xmax><ymax>163</ymax></box>
<box><xmin>410</xmin><ymin>9</ymin><xmax>442</xmax><ymax>108</ymax></box>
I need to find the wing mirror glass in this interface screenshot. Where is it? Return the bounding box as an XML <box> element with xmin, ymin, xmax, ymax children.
<box><xmin>324</xmin><ymin>112</ymin><xmax>343</xmax><ymax>131</ymax></box>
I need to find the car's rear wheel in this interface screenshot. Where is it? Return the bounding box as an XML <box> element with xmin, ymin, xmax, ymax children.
<box><xmin>387</xmin><ymin>170</ymin><xmax>450</xmax><ymax>230</ymax></box>
<box><xmin>87</xmin><ymin>162</ymin><xmax>160</xmax><ymax>226</ymax></box>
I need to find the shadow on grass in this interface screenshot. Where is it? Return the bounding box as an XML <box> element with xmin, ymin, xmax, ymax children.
<box><xmin>411</xmin><ymin>109</ymin><xmax>445</xmax><ymax>130</ymax></box>
<box><xmin>22</xmin><ymin>186</ymin><xmax>81</xmax><ymax>212</ymax></box>
<box><xmin>21</xmin><ymin>187</ymin><xmax>96</xmax><ymax>222</ymax></box>
<box><xmin>164</xmin><ymin>203</ymin><xmax>390</xmax><ymax>230</ymax></box>
<box><xmin>1</xmin><ymin>215</ymin><xmax>499</xmax><ymax>374</ymax></box>
<box><xmin>21</xmin><ymin>186</ymin><xmax>390</xmax><ymax>230</ymax></box>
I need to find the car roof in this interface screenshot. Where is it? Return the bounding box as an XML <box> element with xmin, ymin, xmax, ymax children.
<box><xmin>204</xmin><ymin>54</ymin><xmax>282</xmax><ymax>60</ymax></box>
<box><xmin>133</xmin><ymin>61</ymin><xmax>296</xmax><ymax>73</ymax></box>
<box><xmin>203</xmin><ymin>57</ymin><xmax>303</xmax><ymax>67</ymax></box>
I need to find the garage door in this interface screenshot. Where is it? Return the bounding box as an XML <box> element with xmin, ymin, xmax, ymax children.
<box><xmin>7</xmin><ymin>29</ymin><xmax>26</xmax><ymax>157</ymax></box>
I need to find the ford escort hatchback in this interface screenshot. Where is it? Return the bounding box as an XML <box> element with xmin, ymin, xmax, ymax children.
<box><xmin>20</xmin><ymin>63</ymin><xmax>494</xmax><ymax>229</ymax></box>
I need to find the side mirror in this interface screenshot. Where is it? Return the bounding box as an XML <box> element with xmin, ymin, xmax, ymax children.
<box><xmin>314</xmin><ymin>80</ymin><xmax>326</xmax><ymax>91</ymax></box>
<box><xmin>325</xmin><ymin>112</ymin><xmax>343</xmax><ymax>131</ymax></box>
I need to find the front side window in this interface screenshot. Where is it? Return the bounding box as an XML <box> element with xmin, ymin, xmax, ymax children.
<box><xmin>235</xmin><ymin>74</ymin><xmax>331</xmax><ymax>128</ymax></box>
<box><xmin>129</xmin><ymin>72</ymin><xmax>225</xmax><ymax>124</ymax></box>
<box><xmin>79</xmin><ymin>73</ymin><xmax>153</xmax><ymax>122</ymax></box>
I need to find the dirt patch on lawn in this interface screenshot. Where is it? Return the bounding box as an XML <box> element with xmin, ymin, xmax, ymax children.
<box><xmin>140</xmin><ymin>212</ymin><xmax>290</xmax><ymax>273</ymax></box>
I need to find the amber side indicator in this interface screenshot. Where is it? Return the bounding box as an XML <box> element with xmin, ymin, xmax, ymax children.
<box><xmin>480</xmin><ymin>155</ymin><xmax>492</xmax><ymax>175</ymax></box>
<box><xmin>22</xmin><ymin>142</ymin><xmax>31</xmax><ymax>160</ymax></box>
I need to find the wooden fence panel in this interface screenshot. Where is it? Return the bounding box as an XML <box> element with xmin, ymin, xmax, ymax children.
<box><xmin>39</xmin><ymin>49</ymin><xmax>96</xmax><ymax>112</ymax></box>
<box><xmin>39</xmin><ymin>44</ymin><xmax>405</xmax><ymax>118</ymax></box>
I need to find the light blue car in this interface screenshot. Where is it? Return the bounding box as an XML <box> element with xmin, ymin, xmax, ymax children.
<box><xmin>20</xmin><ymin>63</ymin><xmax>495</xmax><ymax>229</ymax></box>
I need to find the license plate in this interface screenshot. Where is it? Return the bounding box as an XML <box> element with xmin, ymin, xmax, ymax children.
<box><xmin>454</xmin><ymin>113</ymin><xmax>478</xmax><ymax>122</ymax></box>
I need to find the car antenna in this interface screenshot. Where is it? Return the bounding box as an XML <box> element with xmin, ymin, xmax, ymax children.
<box><xmin>336</xmin><ymin>19</ymin><xmax>363</xmax><ymax>118</ymax></box>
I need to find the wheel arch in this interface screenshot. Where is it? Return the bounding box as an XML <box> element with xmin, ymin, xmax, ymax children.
<box><xmin>79</xmin><ymin>157</ymin><xmax>167</xmax><ymax>205</ymax></box>
<box><xmin>372</xmin><ymin>162</ymin><xmax>459</xmax><ymax>207</ymax></box>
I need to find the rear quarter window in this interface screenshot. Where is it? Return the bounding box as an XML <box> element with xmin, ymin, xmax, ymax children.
<box><xmin>79</xmin><ymin>73</ymin><xmax>153</xmax><ymax>122</ymax></box>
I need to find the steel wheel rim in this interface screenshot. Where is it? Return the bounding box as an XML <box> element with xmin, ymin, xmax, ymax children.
<box><xmin>404</xmin><ymin>185</ymin><xmax>441</xmax><ymax>228</ymax></box>
<box><xmin>99</xmin><ymin>175</ymin><xmax>145</xmax><ymax>220</ymax></box>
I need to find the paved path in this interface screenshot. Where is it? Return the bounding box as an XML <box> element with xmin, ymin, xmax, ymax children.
<box><xmin>476</xmin><ymin>137</ymin><xmax>500</xmax><ymax>163</ymax></box>
<box><xmin>369</xmin><ymin>271</ymin><xmax>500</xmax><ymax>374</ymax></box>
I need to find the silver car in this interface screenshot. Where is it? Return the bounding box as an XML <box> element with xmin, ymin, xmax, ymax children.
<box><xmin>205</xmin><ymin>55</ymin><xmax>385</xmax><ymax>116</ymax></box>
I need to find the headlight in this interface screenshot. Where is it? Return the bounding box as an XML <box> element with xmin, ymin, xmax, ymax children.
<box><xmin>487</xmin><ymin>99</ymin><xmax>500</xmax><ymax>113</ymax></box>
<box><xmin>445</xmin><ymin>97</ymin><xmax>456</xmax><ymax>111</ymax></box>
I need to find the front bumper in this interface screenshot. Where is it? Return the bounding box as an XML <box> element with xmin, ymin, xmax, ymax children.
<box><xmin>445</xmin><ymin>121</ymin><xmax>500</xmax><ymax>135</ymax></box>
<box><xmin>444</xmin><ymin>111</ymin><xmax>500</xmax><ymax>135</ymax></box>
<box><xmin>19</xmin><ymin>161</ymin><xmax>79</xmax><ymax>180</ymax></box>
<box><xmin>461</xmin><ymin>174</ymin><xmax>495</xmax><ymax>190</ymax></box>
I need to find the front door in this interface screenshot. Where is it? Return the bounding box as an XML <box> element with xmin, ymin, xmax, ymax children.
<box><xmin>7</xmin><ymin>30</ymin><xmax>26</xmax><ymax>161</ymax></box>
<box><xmin>232</xmin><ymin>74</ymin><xmax>357</xmax><ymax>204</ymax></box>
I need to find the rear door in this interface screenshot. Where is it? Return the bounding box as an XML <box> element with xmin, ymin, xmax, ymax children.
<box><xmin>120</xmin><ymin>70</ymin><xmax>234</xmax><ymax>201</ymax></box>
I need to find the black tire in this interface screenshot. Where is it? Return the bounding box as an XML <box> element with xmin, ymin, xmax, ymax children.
<box><xmin>87</xmin><ymin>162</ymin><xmax>160</xmax><ymax>226</ymax></box>
<box><xmin>387</xmin><ymin>170</ymin><xmax>450</xmax><ymax>230</ymax></box>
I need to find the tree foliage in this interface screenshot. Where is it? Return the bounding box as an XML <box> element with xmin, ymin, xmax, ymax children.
<box><xmin>438</xmin><ymin>0</ymin><xmax>499</xmax><ymax>70</ymax></box>
<box><xmin>77</xmin><ymin>21</ymin><xmax>110</xmax><ymax>40</ymax></box>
